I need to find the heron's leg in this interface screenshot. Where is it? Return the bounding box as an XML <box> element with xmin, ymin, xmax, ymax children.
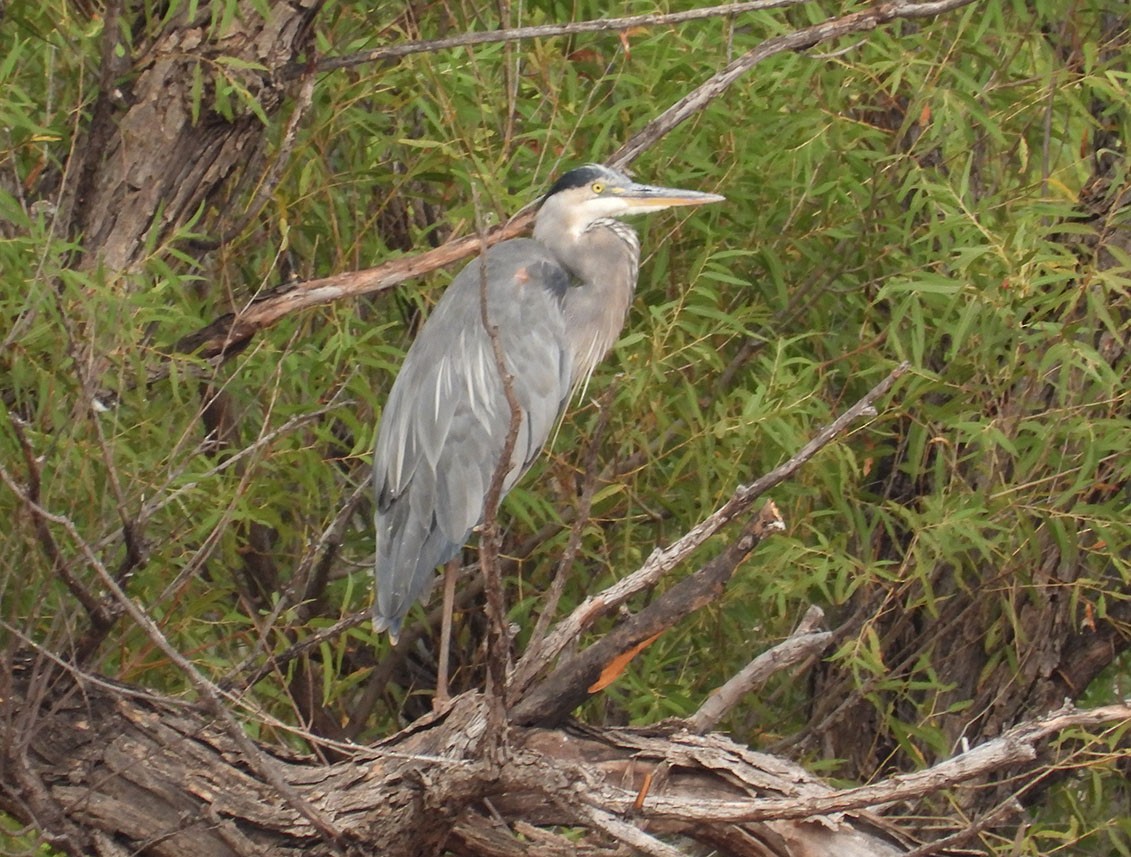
<box><xmin>434</xmin><ymin>557</ymin><xmax>459</xmax><ymax>710</ymax></box>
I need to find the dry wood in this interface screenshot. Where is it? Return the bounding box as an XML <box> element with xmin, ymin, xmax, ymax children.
<box><xmin>9</xmin><ymin>655</ymin><xmax>1122</xmax><ymax>857</ymax></box>
<box><xmin>688</xmin><ymin>605</ymin><xmax>832</xmax><ymax>734</ymax></box>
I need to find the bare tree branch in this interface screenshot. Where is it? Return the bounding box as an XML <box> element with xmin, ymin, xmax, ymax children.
<box><xmin>172</xmin><ymin>218</ymin><xmax>530</xmax><ymax>361</ymax></box>
<box><xmin>310</xmin><ymin>0</ymin><xmax>810</xmax><ymax>74</ymax></box>
<box><xmin>575</xmin><ymin>802</ymin><xmax>690</xmax><ymax>857</ymax></box>
<box><xmin>611</xmin><ymin>0</ymin><xmax>981</xmax><ymax>166</ymax></box>
<box><xmin>609</xmin><ymin>702</ymin><xmax>1131</xmax><ymax>824</ymax></box>
<box><xmin>688</xmin><ymin>604</ymin><xmax>832</xmax><ymax>734</ymax></box>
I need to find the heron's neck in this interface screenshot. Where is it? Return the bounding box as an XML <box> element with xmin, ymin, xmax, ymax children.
<box><xmin>536</xmin><ymin>218</ymin><xmax>641</xmax><ymax>391</ymax></box>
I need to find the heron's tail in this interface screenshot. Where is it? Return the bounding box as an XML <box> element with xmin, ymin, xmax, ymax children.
<box><xmin>372</xmin><ymin>610</ymin><xmax>403</xmax><ymax>646</ymax></box>
<box><xmin>373</xmin><ymin>508</ymin><xmax>464</xmax><ymax>645</ymax></box>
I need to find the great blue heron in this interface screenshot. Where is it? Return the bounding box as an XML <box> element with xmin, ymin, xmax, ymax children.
<box><xmin>373</xmin><ymin>163</ymin><xmax>724</xmax><ymax>643</ymax></box>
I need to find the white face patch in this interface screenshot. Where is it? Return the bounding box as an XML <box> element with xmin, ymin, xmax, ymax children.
<box><xmin>550</xmin><ymin>192</ymin><xmax>648</xmax><ymax>242</ymax></box>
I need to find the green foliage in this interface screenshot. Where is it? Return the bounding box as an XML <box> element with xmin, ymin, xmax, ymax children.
<box><xmin>1</xmin><ymin>0</ymin><xmax>1128</xmax><ymax>852</ymax></box>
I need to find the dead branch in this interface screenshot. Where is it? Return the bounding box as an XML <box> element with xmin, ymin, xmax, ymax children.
<box><xmin>6</xmin><ymin>631</ymin><xmax>1126</xmax><ymax>857</ymax></box>
<box><xmin>512</xmin><ymin>502</ymin><xmax>785</xmax><ymax>726</ymax></box>
<box><xmin>594</xmin><ymin>702</ymin><xmax>1131</xmax><ymax>824</ymax></box>
<box><xmin>688</xmin><ymin>605</ymin><xmax>832</xmax><ymax>734</ymax></box>
<box><xmin>611</xmin><ymin>0</ymin><xmax>981</xmax><ymax>166</ymax></box>
<box><xmin>575</xmin><ymin>803</ymin><xmax>689</xmax><ymax>857</ymax></box>
<box><xmin>172</xmin><ymin>217</ymin><xmax>530</xmax><ymax>362</ymax></box>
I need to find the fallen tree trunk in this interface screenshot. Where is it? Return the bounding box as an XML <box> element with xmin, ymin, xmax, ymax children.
<box><xmin>6</xmin><ymin>655</ymin><xmax>1127</xmax><ymax>857</ymax></box>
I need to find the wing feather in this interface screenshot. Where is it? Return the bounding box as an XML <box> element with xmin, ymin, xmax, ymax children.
<box><xmin>372</xmin><ymin>240</ymin><xmax>572</xmax><ymax>638</ymax></box>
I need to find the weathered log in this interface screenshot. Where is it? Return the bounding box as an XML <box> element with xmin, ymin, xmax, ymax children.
<box><xmin>2</xmin><ymin>660</ymin><xmax>917</xmax><ymax>857</ymax></box>
<box><xmin>10</xmin><ymin>659</ymin><xmax>1125</xmax><ymax>857</ymax></box>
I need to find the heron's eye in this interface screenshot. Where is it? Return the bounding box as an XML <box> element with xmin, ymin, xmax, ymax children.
<box><xmin>591</xmin><ymin>182</ymin><xmax>605</xmax><ymax>194</ymax></box>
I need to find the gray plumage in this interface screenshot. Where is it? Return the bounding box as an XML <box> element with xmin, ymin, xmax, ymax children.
<box><xmin>372</xmin><ymin>164</ymin><xmax>723</xmax><ymax>642</ymax></box>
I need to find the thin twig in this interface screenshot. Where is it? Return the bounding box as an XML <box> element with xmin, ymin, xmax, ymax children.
<box><xmin>139</xmin><ymin>403</ymin><xmax>341</xmax><ymax>534</ymax></box>
<box><xmin>309</xmin><ymin>0</ymin><xmax>809</xmax><ymax>74</ymax></box>
<box><xmin>223</xmin><ymin>608</ymin><xmax>370</xmax><ymax>693</ymax></box>
<box><xmin>47</xmin><ymin>296</ymin><xmax>148</xmax><ymax>660</ymax></box>
<box><xmin>901</xmin><ymin>797</ymin><xmax>1025</xmax><ymax>857</ymax></box>
<box><xmin>295</xmin><ymin>472</ymin><xmax>370</xmax><ymax>610</ymax></box>
<box><xmin>216</xmin><ymin>472</ymin><xmax>371</xmax><ymax>693</ymax></box>
<box><xmin>472</xmin><ymin>185</ymin><xmax>522</xmax><ymax>753</ymax></box>
<box><xmin>0</xmin><ymin>621</ymin><xmax>202</xmax><ymax>708</ymax></box>
<box><xmin>2</xmin><ymin>418</ymin><xmax>108</xmax><ymax>628</ymax></box>
<box><xmin>511</xmin><ymin>384</ymin><xmax>617</xmax><ymax>693</ymax></box>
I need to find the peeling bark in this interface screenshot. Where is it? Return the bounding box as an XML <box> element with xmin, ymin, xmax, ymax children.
<box><xmin>6</xmin><ymin>659</ymin><xmax>1125</xmax><ymax>857</ymax></box>
<box><xmin>0</xmin><ymin>661</ymin><xmax>907</xmax><ymax>857</ymax></box>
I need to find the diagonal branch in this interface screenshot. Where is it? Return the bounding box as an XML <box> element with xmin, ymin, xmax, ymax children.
<box><xmin>611</xmin><ymin>0</ymin><xmax>981</xmax><ymax>166</ymax></box>
<box><xmin>511</xmin><ymin>362</ymin><xmax>909</xmax><ymax>695</ymax></box>
<box><xmin>172</xmin><ymin>217</ymin><xmax>531</xmax><ymax>363</ymax></box>
<box><xmin>687</xmin><ymin>604</ymin><xmax>832</xmax><ymax>734</ymax></box>
<box><xmin>604</xmin><ymin>702</ymin><xmax>1131</xmax><ymax>824</ymax></box>
<box><xmin>512</xmin><ymin>502</ymin><xmax>786</xmax><ymax>726</ymax></box>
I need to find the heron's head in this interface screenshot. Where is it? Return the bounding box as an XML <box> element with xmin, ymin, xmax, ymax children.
<box><xmin>534</xmin><ymin>164</ymin><xmax>724</xmax><ymax>240</ymax></box>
